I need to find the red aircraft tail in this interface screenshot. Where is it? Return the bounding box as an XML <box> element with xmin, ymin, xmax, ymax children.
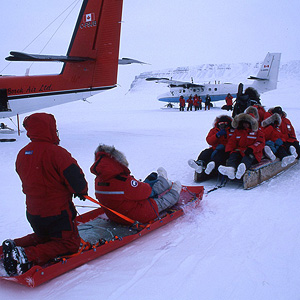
<box><xmin>0</xmin><ymin>0</ymin><xmax>123</xmax><ymax>118</ymax></box>
<box><xmin>63</xmin><ymin>0</ymin><xmax>123</xmax><ymax>89</ymax></box>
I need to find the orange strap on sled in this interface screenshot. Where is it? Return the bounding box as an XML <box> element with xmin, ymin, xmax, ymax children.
<box><xmin>84</xmin><ymin>195</ymin><xmax>137</xmax><ymax>225</ymax></box>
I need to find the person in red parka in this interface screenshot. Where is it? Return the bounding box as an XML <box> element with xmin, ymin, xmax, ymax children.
<box><xmin>193</xmin><ymin>94</ymin><xmax>200</xmax><ymax>111</ymax></box>
<box><xmin>266</xmin><ymin>106</ymin><xmax>300</xmax><ymax>159</ymax></box>
<box><xmin>261</xmin><ymin>113</ymin><xmax>296</xmax><ymax>167</ymax></box>
<box><xmin>187</xmin><ymin>96</ymin><xmax>193</xmax><ymax>111</ymax></box>
<box><xmin>218</xmin><ymin>112</ymin><xmax>265</xmax><ymax>180</ymax></box>
<box><xmin>188</xmin><ymin>115</ymin><xmax>234</xmax><ymax>176</ymax></box>
<box><xmin>225</xmin><ymin>93</ymin><xmax>233</xmax><ymax>110</ymax></box>
<box><xmin>90</xmin><ymin>144</ymin><xmax>181</xmax><ymax>225</ymax></box>
<box><xmin>245</xmin><ymin>105</ymin><xmax>266</xmax><ymax>127</ymax></box>
<box><xmin>2</xmin><ymin>113</ymin><xmax>88</xmax><ymax>276</ymax></box>
<box><xmin>179</xmin><ymin>96</ymin><xmax>185</xmax><ymax>111</ymax></box>
<box><xmin>198</xmin><ymin>96</ymin><xmax>203</xmax><ymax>110</ymax></box>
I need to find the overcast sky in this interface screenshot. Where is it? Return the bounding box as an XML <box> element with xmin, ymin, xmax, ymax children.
<box><xmin>1</xmin><ymin>0</ymin><xmax>299</xmax><ymax>75</ymax></box>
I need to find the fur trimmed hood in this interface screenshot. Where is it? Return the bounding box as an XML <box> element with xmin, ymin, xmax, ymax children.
<box><xmin>94</xmin><ymin>144</ymin><xmax>129</xmax><ymax>167</ymax></box>
<box><xmin>213</xmin><ymin>115</ymin><xmax>232</xmax><ymax>128</ymax></box>
<box><xmin>244</xmin><ymin>87</ymin><xmax>260</xmax><ymax>101</ymax></box>
<box><xmin>232</xmin><ymin>113</ymin><xmax>258</xmax><ymax>131</ymax></box>
<box><xmin>268</xmin><ymin>106</ymin><xmax>287</xmax><ymax>118</ymax></box>
<box><xmin>245</xmin><ymin>106</ymin><xmax>259</xmax><ymax>121</ymax></box>
<box><xmin>91</xmin><ymin>144</ymin><xmax>130</xmax><ymax>180</ymax></box>
<box><xmin>261</xmin><ymin>113</ymin><xmax>281</xmax><ymax>127</ymax></box>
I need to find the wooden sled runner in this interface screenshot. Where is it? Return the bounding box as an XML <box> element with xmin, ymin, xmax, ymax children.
<box><xmin>0</xmin><ymin>185</ymin><xmax>204</xmax><ymax>288</ymax></box>
<box><xmin>193</xmin><ymin>169</ymin><xmax>217</xmax><ymax>183</ymax></box>
<box><xmin>243</xmin><ymin>158</ymin><xmax>299</xmax><ymax>189</ymax></box>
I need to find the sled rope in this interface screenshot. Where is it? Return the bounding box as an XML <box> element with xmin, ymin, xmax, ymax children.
<box><xmin>206</xmin><ymin>174</ymin><xmax>228</xmax><ymax>194</ymax></box>
<box><xmin>84</xmin><ymin>195</ymin><xmax>139</xmax><ymax>226</ymax></box>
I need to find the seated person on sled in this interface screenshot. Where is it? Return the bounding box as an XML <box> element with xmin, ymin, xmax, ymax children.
<box><xmin>265</xmin><ymin>106</ymin><xmax>300</xmax><ymax>160</ymax></box>
<box><xmin>90</xmin><ymin>144</ymin><xmax>181</xmax><ymax>225</ymax></box>
<box><xmin>245</xmin><ymin>103</ymin><xmax>266</xmax><ymax>128</ymax></box>
<box><xmin>218</xmin><ymin>111</ymin><xmax>265</xmax><ymax>180</ymax></box>
<box><xmin>261</xmin><ymin>112</ymin><xmax>297</xmax><ymax>167</ymax></box>
<box><xmin>2</xmin><ymin>113</ymin><xmax>88</xmax><ymax>277</ymax></box>
<box><xmin>188</xmin><ymin>115</ymin><xmax>234</xmax><ymax>176</ymax></box>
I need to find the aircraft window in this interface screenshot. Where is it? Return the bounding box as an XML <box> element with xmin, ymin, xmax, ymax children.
<box><xmin>183</xmin><ymin>89</ymin><xmax>185</xmax><ymax>93</ymax></box>
<box><xmin>214</xmin><ymin>88</ymin><xmax>217</xmax><ymax>91</ymax></box>
<box><xmin>208</xmin><ymin>88</ymin><xmax>211</xmax><ymax>91</ymax></box>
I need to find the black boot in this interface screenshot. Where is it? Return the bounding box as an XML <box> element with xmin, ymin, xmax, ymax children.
<box><xmin>2</xmin><ymin>239</ymin><xmax>18</xmax><ymax>276</ymax></box>
<box><xmin>2</xmin><ymin>239</ymin><xmax>32</xmax><ymax>276</ymax></box>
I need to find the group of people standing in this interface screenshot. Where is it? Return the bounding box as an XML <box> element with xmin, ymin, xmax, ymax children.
<box><xmin>188</xmin><ymin>101</ymin><xmax>300</xmax><ymax>181</ymax></box>
<box><xmin>179</xmin><ymin>94</ymin><xmax>212</xmax><ymax>111</ymax></box>
<box><xmin>2</xmin><ymin>113</ymin><xmax>182</xmax><ymax>277</ymax></box>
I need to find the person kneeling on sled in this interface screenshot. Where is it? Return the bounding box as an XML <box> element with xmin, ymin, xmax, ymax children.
<box><xmin>218</xmin><ymin>112</ymin><xmax>265</xmax><ymax>180</ymax></box>
<box><xmin>188</xmin><ymin>115</ymin><xmax>234</xmax><ymax>176</ymax></box>
<box><xmin>261</xmin><ymin>113</ymin><xmax>297</xmax><ymax>167</ymax></box>
<box><xmin>2</xmin><ymin>113</ymin><xmax>88</xmax><ymax>277</ymax></box>
<box><xmin>90</xmin><ymin>144</ymin><xmax>181</xmax><ymax>225</ymax></box>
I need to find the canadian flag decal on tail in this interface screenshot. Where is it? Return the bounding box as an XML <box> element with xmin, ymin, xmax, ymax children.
<box><xmin>80</xmin><ymin>12</ymin><xmax>97</xmax><ymax>29</ymax></box>
<box><xmin>84</xmin><ymin>13</ymin><xmax>95</xmax><ymax>22</ymax></box>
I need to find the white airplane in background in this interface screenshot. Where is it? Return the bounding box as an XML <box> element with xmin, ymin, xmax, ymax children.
<box><xmin>146</xmin><ymin>52</ymin><xmax>281</xmax><ymax>105</ymax></box>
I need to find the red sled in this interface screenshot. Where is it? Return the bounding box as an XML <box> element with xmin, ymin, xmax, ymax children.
<box><xmin>0</xmin><ymin>185</ymin><xmax>204</xmax><ymax>288</ymax></box>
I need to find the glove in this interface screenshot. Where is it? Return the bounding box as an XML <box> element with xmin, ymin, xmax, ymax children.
<box><xmin>275</xmin><ymin>138</ymin><xmax>283</xmax><ymax>147</ymax></box>
<box><xmin>216</xmin><ymin>129</ymin><xmax>227</xmax><ymax>138</ymax></box>
<box><xmin>74</xmin><ymin>194</ymin><xmax>86</xmax><ymax>201</ymax></box>
<box><xmin>244</xmin><ymin>147</ymin><xmax>253</xmax><ymax>156</ymax></box>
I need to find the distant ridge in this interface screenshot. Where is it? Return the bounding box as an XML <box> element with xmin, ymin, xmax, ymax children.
<box><xmin>129</xmin><ymin>60</ymin><xmax>300</xmax><ymax>92</ymax></box>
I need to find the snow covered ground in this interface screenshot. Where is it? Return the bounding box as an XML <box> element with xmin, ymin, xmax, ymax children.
<box><xmin>1</xmin><ymin>63</ymin><xmax>300</xmax><ymax>300</ymax></box>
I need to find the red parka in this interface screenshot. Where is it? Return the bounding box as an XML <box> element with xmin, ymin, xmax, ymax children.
<box><xmin>226</xmin><ymin>113</ymin><xmax>265</xmax><ymax>162</ymax></box>
<box><xmin>225</xmin><ymin>94</ymin><xmax>233</xmax><ymax>106</ymax></box>
<box><xmin>225</xmin><ymin>128</ymin><xmax>265</xmax><ymax>162</ymax></box>
<box><xmin>179</xmin><ymin>97</ymin><xmax>185</xmax><ymax>107</ymax></box>
<box><xmin>280</xmin><ymin>116</ymin><xmax>298</xmax><ymax>143</ymax></box>
<box><xmin>261</xmin><ymin>113</ymin><xmax>283</xmax><ymax>142</ymax></box>
<box><xmin>90</xmin><ymin>146</ymin><xmax>158</xmax><ymax>225</ymax></box>
<box><xmin>245</xmin><ymin>105</ymin><xmax>266</xmax><ymax>127</ymax></box>
<box><xmin>193</xmin><ymin>95</ymin><xmax>199</xmax><ymax>107</ymax></box>
<box><xmin>187</xmin><ymin>97</ymin><xmax>193</xmax><ymax>107</ymax></box>
<box><xmin>206</xmin><ymin>115</ymin><xmax>234</xmax><ymax>149</ymax></box>
<box><xmin>206</xmin><ymin>127</ymin><xmax>234</xmax><ymax>149</ymax></box>
<box><xmin>262</xmin><ymin>126</ymin><xmax>282</xmax><ymax>142</ymax></box>
<box><xmin>266</xmin><ymin>108</ymin><xmax>298</xmax><ymax>143</ymax></box>
<box><xmin>16</xmin><ymin>113</ymin><xmax>88</xmax><ymax>217</ymax></box>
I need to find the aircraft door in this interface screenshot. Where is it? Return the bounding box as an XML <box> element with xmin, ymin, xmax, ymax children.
<box><xmin>0</xmin><ymin>89</ymin><xmax>10</xmax><ymax>111</ymax></box>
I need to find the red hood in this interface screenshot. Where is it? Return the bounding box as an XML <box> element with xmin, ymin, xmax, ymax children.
<box><xmin>23</xmin><ymin>113</ymin><xmax>60</xmax><ymax>144</ymax></box>
<box><xmin>90</xmin><ymin>151</ymin><xmax>130</xmax><ymax>181</ymax></box>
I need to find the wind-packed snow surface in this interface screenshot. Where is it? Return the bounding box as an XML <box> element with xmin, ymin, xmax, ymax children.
<box><xmin>0</xmin><ymin>61</ymin><xmax>300</xmax><ymax>300</ymax></box>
